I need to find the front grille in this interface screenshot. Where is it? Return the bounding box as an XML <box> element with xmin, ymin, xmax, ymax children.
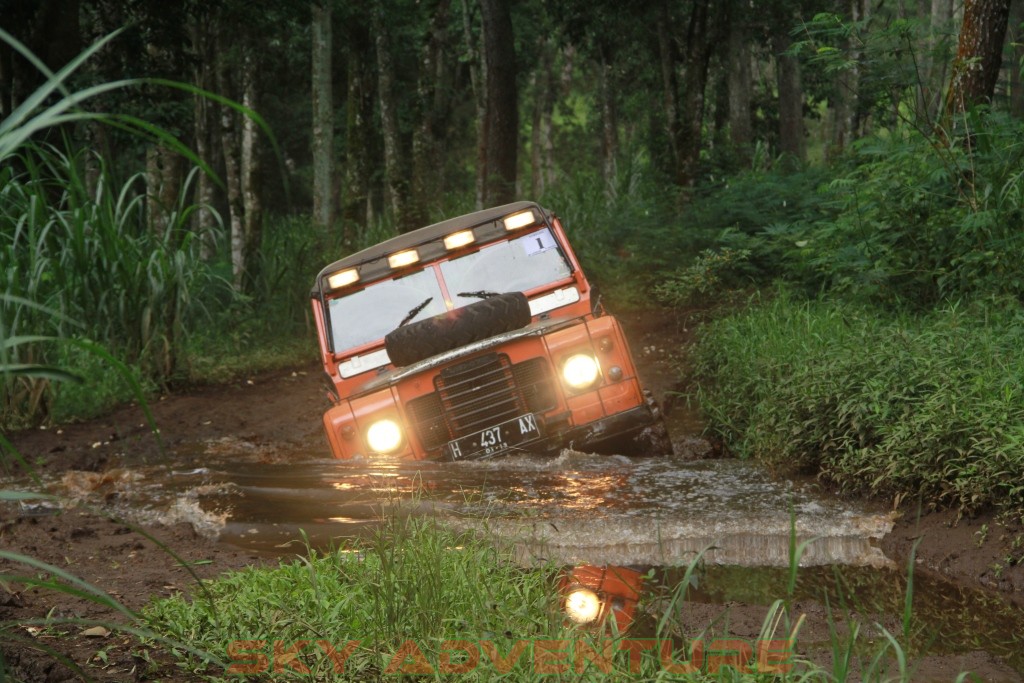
<box><xmin>512</xmin><ymin>358</ymin><xmax>558</xmax><ymax>414</ymax></box>
<box><xmin>406</xmin><ymin>353</ymin><xmax>557</xmax><ymax>452</ymax></box>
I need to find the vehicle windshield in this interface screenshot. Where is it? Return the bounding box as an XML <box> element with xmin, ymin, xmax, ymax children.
<box><xmin>327</xmin><ymin>268</ymin><xmax>446</xmax><ymax>352</ymax></box>
<box><xmin>442</xmin><ymin>228</ymin><xmax>571</xmax><ymax>305</ymax></box>
<box><xmin>326</xmin><ymin>228</ymin><xmax>572</xmax><ymax>354</ymax></box>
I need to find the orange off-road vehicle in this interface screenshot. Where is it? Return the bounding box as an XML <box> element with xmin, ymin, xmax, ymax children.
<box><xmin>310</xmin><ymin>201</ymin><xmax>671</xmax><ymax>461</ymax></box>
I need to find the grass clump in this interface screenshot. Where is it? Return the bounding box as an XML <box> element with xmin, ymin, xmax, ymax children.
<box><xmin>693</xmin><ymin>289</ymin><xmax>1024</xmax><ymax>515</ymax></box>
<box><xmin>144</xmin><ymin>517</ymin><xmax>561</xmax><ymax>680</ymax></box>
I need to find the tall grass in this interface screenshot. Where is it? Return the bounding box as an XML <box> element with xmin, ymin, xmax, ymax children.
<box><xmin>693</xmin><ymin>289</ymin><xmax>1024</xmax><ymax>515</ymax></box>
<box><xmin>0</xmin><ymin>27</ymin><xmax>230</xmax><ymax>681</ymax></box>
<box><xmin>0</xmin><ymin>146</ymin><xmax>227</xmax><ymax>427</ymax></box>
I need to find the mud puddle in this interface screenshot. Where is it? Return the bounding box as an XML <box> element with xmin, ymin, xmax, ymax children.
<box><xmin>41</xmin><ymin>437</ymin><xmax>892</xmax><ymax>566</ymax></box>
<box><xmin>27</xmin><ymin>431</ymin><xmax>1023</xmax><ymax>678</ymax></box>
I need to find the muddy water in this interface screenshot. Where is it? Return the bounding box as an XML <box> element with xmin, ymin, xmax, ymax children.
<box><xmin>91</xmin><ymin>439</ymin><xmax>893</xmax><ymax>569</ymax></box>
<box><xmin>42</xmin><ymin>430</ymin><xmax>1024</xmax><ymax>676</ymax></box>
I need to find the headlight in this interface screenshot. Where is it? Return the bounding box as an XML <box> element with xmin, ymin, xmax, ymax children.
<box><xmin>564</xmin><ymin>588</ymin><xmax>602</xmax><ymax>624</ymax></box>
<box><xmin>366</xmin><ymin>419</ymin><xmax>403</xmax><ymax>453</ymax></box>
<box><xmin>562</xmin><ymin>354</ymin><xmax>600</xmax><ymax>390</ymax></box>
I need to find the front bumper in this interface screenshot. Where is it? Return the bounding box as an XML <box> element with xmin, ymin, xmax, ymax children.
<box><xmin>553</xmin><ymin>403</ymin><xmax>662</xmax><ymax>454</ymax></box>
<box><xmin>440</xmin><ymin>403</ymin><xmax>661</xmax><ymax>461</ymax></box>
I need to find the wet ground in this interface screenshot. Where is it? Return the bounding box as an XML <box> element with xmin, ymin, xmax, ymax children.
<box><xmin>3</xmin><ymin>311</ymin><xmax>1024</xmax><ymax>681</ymax></box>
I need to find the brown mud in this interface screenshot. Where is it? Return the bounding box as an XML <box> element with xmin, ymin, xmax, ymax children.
<box><xmin>2</xmin><ymin>308</ymin><xmax>1023</xmax><ymax>681</ymax></box>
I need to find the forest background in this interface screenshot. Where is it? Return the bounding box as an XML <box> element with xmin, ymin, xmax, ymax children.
<box><xmin>2</xmin><ymin>0</ymin><xmax>1023</xmax><ymax>517</ymax></box>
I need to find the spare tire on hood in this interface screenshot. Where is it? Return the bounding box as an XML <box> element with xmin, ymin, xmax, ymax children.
<box><xmin>384</xmin><ymin>292</ymin><xmax>531</xmax><ymax>367</ymax></box>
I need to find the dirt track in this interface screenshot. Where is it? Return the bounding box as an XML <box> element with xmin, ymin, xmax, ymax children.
<box><xmin>2</xmin><ymin>310</ymin><xmax>1023</xmax><ymax>681</ymax></box>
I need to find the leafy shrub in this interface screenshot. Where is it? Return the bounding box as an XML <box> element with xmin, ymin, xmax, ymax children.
<box><xmin>653</xmin><ymin>247</ymin><xmax>752</xmax><ymax>308</ymax></box>
<box><xmin>693</xmin><ymin>289</ymin><xmax>1024</xmax><ymax>514</ymax></box>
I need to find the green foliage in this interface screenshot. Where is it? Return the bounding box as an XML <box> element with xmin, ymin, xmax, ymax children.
<box><xmin>145</xmin><ymin>517</ymin><xmax>561</xmax><ymax>680</ymax></box>
<box><xmin>540</xmin><ymin>155</ymin><xmax>686</xmax><ymax>305</ymax></box>
<box><xmin>654</xmin><ymin>247</ymin><xmax>753</xmax><ymax>308</ymax></box>
<box><xmin>0</xmin><ymin>147</ymin><xmax>227</xmax><ymax>426</ymax></box>
<box><xmin>774</xmin><ymin>117</ymin><xmax>1024</xmax><ymax>305</ymax></box>
<box><xmin>48</xmin><ymin>341</ymin><xmax>157</xmax><ymax>423</ymax></box>
<box><xmin>694</xmin><ymin>289</ymin><xmax>1024</xmax><ymax>514</ymax></box>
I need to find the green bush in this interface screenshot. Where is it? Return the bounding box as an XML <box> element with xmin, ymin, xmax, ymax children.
<box><xmin>145</xmin><ymin>516</ymin><xmax>561</xmax><ymax>680</ymax></box>
<box><xmin>693</xmin><ymin>289</ymin><xmax>1024</xmax><ymax>514</ymax></box>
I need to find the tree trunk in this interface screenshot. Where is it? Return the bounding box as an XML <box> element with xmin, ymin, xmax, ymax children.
<box><xmin>479</xmin><ymin>0</ymin><xmax>518</xmax><ymax>206</ymax></box>
<box><xmin>946</xmin><ymin>0</ymin><xmax>1011</xmax><ymax>118</ymax></box>
<box><xmin>727</xmin><ymin>11</ymin><xmax>753</xmax><ymax>162</ymax></box>
<box><xmin>146</xmin><ymin>145</ymin><xmax>183</xmax><ymax>240</ymax></box>
<box><xmin>216</xmin><ymin>34</ymin><xmax>245</xmax><ymax>291</ymax></box>
<box><xmin>311</xmin><ymin>2</ymin><xmax>334</xmax><ymax>234</ymax></box>
<box><xmin>410</xmin><ymin>0</ymin><xmax>453</xmax><ymax>227</ymax></box>
<box><xmin>597</xmin><ymin>53</ymin><xmax>618</xmax><ymax>197</ymax></box>
<box><xmin>191</xmin><ymin>18</ymin><xmax>217</xmax><ymax>260</ymax></box>
<box><xmin>677</xmin><ymin>0</ymin><xmax>716</xmax><ymax>187</ymax></box>
<box><xmin>372</xmin><ymin>4</ymin><xmax>409</xmax><ymax>229</ymax></box>
<box><xmin>918</xmin><ymin>0</ymin><xmax>955</xmax><ymax>122</ymax></box>
<box><xmin>343</xmin><ymin>17</ymin><xmax>374</xmax><ymax>234</ymax></box>
<box><xmin>829</xmin><ymin>0</ymin><xmax>865</xmax><ymax>159</ymax></box>
<box><xmin>462</xmin><ymin>0</ymin><xmax>487</xmax><ymax>209</ymax></box>
<box><xmin>530</xmin><ymin>38</ymin><xmax>555</xmax><ymax>197</ymax></box>
<box><xmin>1009</xmin><ymin>0</ymin><xmax>1024</xmax><ymax>117</ymax></box>
<box><xmin>657</xmin><ymin>0</ymin><xmax>682</xmax><ymax>181</ymax></box>
<box><xmin>775</xmin><ymin>21</ymin><xmax>806</xmax><ymax>165</ymax></box>
<box><xmin>240</xmin><ymin>47</ymin><xmax>262</xmax><ymax>293</ymax></box>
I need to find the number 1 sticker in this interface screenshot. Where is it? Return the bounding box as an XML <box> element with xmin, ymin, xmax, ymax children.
<box><xmin>521</xmin><ymin>228</ymin><xmax>557</xmax><ymax>256</ymax></box>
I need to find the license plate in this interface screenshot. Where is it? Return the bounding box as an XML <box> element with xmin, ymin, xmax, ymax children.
<box><xmin>445</xmin><ymin>413</ymin><xmax>543</xmax><ymax>460</ymax></box>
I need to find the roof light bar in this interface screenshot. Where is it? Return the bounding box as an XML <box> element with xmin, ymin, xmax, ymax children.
<box><xmin>503</xmin><ymin>210</ymin><xmax>536</xmax><ymax>231</ymax></box>
<box><xmin>444</xmin><ymin>230</ymin><xmax>476</xmax><ymax>250</ymax></box>
<box><xmin>327</xmin><ymin>268</ymin><xmax>359</xmax><ymax>290</ymax></box>
<box><xmin>388</xmin><ymin>249</ymin><xmax>420</xmax><ymax>269</ymax></box>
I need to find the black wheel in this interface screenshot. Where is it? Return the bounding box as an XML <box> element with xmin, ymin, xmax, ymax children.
<box><xmin>385</xmin><ymin>292</ymin><xmax>532</xmax><ymax>366</ymax></box>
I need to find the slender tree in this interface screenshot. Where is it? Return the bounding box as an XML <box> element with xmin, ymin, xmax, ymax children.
<box><xmin>311</xmin><ymin>1</ymin><xmax>334</xmax><ymax>233</ymax></box>
<box><xmin>372</xmin><ymin>2</ymin><xmax>411</xmax><ymax>229</ymax></box>
<box><xmin>726</xmin><ymin>5</ymin><xmax>753</xmax><ymax>162</ymax></box>
<box><xmin>479</xmin><ymin>0</ymin><xmax>518</xmax><ymax>205</ymax></box>
<box><xmin>342</xmin><ymin>12</ymin><xmax>376</xmax><ymax>228</ymax></box>
<box><xmin>410</xmin><ymin>0</ymin><xmax>454</xmax><ymax>226</ymax></box>
<box><xmin>190</xmin><ymin>16</ymin><xmax>218</xmax><ymax>260</ymax></box>
<box><xmin>773</xmin><ymin>8</ymin><xmax>806</xmax><ymax>164</ymax></box>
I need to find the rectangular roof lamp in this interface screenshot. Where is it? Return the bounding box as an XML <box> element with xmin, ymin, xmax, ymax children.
<box><xmin>444</xmin><ymin>230</ymin><xmax>476</xmax><ymax>250</ymax></box>
<box><xmin>503</xmin><ymin>209</ymin><xmax>537</xmax><ymax>231</ymax></box>
<box><xmin>327</xmin><ymin>268</ymin><xmax>359</xmax><ymax>290</ymax></box>
<box><xmin>388</xmin><ymin>249</ymin><xmax>420</xmax><ymax>269</ymax></box>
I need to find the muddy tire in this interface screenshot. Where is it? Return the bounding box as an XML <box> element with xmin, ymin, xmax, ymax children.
<box><xmin>385</xmin><ymin>292</ymin><xmax>532</xmax><ymax>367</ymax></box>
<box><xmin>632</xmin><ymin>390</ymin><xmax>674</xmax><ymax>456</ymax></box>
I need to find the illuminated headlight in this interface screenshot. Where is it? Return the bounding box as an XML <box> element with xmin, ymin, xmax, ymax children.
<box><xmin>562</xmin><ymin>354</ymin><xmax>600</xmax><ymax>390</ymax></box>
<box><xmin>564</xmin><ymin>588</ymin><xmax>602</xmax><ymax>624</ymax></box>
<box><xmin>366</xmin><ymin>419</ymin><xmax>403</xmax><ymax>454</ymax></box>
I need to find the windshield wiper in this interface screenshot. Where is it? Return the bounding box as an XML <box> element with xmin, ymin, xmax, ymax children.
<box><xmin>397</xmin><ymin>297</ymin><xmax>433</xmax><ymax>327</ymax></box>
<box><xmin>457</xmin><ymin>290</ymin><xmax>501</xmax><ymax>300</ymax></box>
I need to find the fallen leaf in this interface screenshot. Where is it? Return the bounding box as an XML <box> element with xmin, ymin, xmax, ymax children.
<box><xmin>81</xmin><ymin>626</ymin><xmax>110</xmax><ymax>638</ymax></box>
